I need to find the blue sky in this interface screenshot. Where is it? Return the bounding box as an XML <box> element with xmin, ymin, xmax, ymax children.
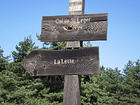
<box><xmin>0</xmin><ymin>0</ymin><xmax>140</xmax><ymax>70</ymax></box>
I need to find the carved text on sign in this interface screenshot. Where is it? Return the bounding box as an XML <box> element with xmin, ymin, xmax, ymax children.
<box><xmin>41</xmin><ymin>13</ymin><xmax>108</xmax><ymax>42</ymax></box>
<box><xmin>54</xmin><ymin>59</ymin><xmax>75</xmax><ymax>64</ymax></box>
<box><xmin>55</xmin><ymin>18</ymin><xmax>91</xmax><ymax>24</ymax></box>
<box><xmin>22</xmin><ymin>47</ymin><xmax>99</xmax><ymax>76</ymax></box>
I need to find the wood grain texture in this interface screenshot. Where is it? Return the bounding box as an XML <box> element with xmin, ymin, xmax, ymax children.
<box><xmin>63</xmin><ymin>75</ymin><xmax>81</xmax><ymax>105</ymax></box>
<box><xmin>40</xmin><ymin>13</ymin><xmax>108</xmax><ymax>42</ymax></box>
<box><xmin>66</xmin><ymin>41</ymin><xmax>81</xmax><ymax>48</ymax></box>
<box><xmin>21</xmin><ymin>47</ymin><xmax>99</xmax><ymax>76</ymax></box>
<box><xmin>64</xmin><ymin>1</ymin><xmax>85</xmax><ymax>105</ymax></box>
<box><xmin>69</xmin><ymin>0</ymin><xmax>84</xmax><ymax>15</ymax></box>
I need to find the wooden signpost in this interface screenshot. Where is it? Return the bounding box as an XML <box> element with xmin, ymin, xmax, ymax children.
<box><xmin>22</xmin><ymin>0</ymin><xmax>108</xmax><ymax>105</ymax></box>
<box><xmin>64</xmin><ymin>0</ymin><xmax>85</xmax><ymax>105</ymax></box>
<box><xmin>22</xmin><ymin>47</ymin><xmax>99</xmax><ymax>76</ymax></box>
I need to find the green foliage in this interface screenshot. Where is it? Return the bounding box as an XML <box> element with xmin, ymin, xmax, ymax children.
<box><xmin>83</xmin><ymin>41</ymin><xmax>93</xmax><ymax>47</ymax></box>
<box><xmin>0</xmin><ymin>36</ymin><xmax>140</xmax><ymax>105</ymax></box>
<box><xmin>0</xmin><ymin>47</ymin><xmax>9</xmax><ymax>71</ymax></box>
<box><xmin>81</xmin><ymin>75</ymin><xmax>112</xmax><ymax>105</ymax></box>
<box><xmin>121</xmin><ymin>60</ymin><xmax>140</xmax><ymax>104</ymax></box>
<box><xmin>0</xmin><ymin>36</ymin><xmax>63</xmax><ymax>105</ymax></box>
<box><xmin>37</xmin><ymin>34</ymin><xmax>66</xmax><ymax>50</ymax></box>
<box><xmin>42</xmin><ymin>42</ymin><xmax>66</xmax><ymax>50</ymax></box>
<box><xmin>12</xmin><ymin>36</ymin><xmax>38</xmax><ymax>62</ymax></box>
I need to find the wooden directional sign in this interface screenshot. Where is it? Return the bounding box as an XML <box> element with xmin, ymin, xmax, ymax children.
<box><xmin>22</xmin><ymin>47</ymin><xmax>99</xmax><ymax>76</ymax></box>
<box><xmin>41</xmin><ymin>13</ymin><xmax>108</xmax><ymax>42</ymax></box>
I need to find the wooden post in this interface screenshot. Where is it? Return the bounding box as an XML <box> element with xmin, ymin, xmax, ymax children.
<box><xmin>66</xmin><ymin>0</ymin><xmax>85</xmax><ymax>48</ymax></box>
<box><xmin>63</xmin><ymin>75</ymin><xmax>81</xmax><ymax>105</ymax></box>
<box><xmin>21</xmin><ymin>0</ymin><xmax>107</xmax><ymax>104</ymax></box>
<box><xmin>63</xmin><ymin>0</ymin><xmax>85</xmax><ymax>105</ymax></box>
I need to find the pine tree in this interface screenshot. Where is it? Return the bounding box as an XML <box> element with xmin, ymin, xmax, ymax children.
<box><xmin>12</xmin><ymin>36</ymin><xmax>38</xmax><ymax>62</ymax></box>
<box><xmin>122</xmin><ymin>60</ymin><xmax>140</xmax><ymax>104</ymax></box>
<box><xmin>0</xmin><ymin>46</ymin><xmax>8</xmax><ymax>71</ymax></box>
<box><xmin>6</xmin><ymin>36</ymin><xmax>63</xmax><ymax>105</ymax></box>
<box><xmin>0</xmin><ymin>37</ymin><xmax>45</xmax><ymax>105</ymax></box>
<box><xmin>1</xmin><ymin>35</ymin><xmax>140</xmax><ymax>104</ymax></box>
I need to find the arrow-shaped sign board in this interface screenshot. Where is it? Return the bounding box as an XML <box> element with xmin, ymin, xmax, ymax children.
<box><xmin>22</xmin><ymin>47</ymin><xmax>99</xmax><ymax>76</ymax></box>
<box><xmin>41</xmin><ymin>13</ymin><xmax>108</xmax><ymax>42</ymax></box>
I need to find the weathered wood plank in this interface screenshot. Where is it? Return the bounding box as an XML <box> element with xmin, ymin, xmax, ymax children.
<box><xmin>63</xmin><ymin>1</ymin><xmax>84</xmax><ymax>105</ymax></box>
<box><xmin>21</xmin><ymin>47</ymin><xmax>99</xmax><ymax>76</ymax></box>
<box><xmin>66</xmin><ymin>41</ymin><xmax>81</xmax><ymax>48</ymax></box>
<box><xmin>69</xmin><ymin>0</ymin><xmax>85</xmax><ymax>15</ymax></box>
<box><xmin>63</xmin><ymin>75</ymin><xmax>81</xmax><ymax>105</ymax></box>
<box><xmin>40</xmin><ymin>13</ymin><xmax>108</xmax><ymax>42</ymax></box>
